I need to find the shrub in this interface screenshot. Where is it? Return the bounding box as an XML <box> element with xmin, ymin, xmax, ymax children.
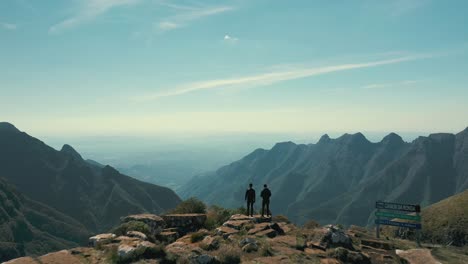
<box><xmin>231</xmin><ymin>207</ymin><xmax>248</xmax><ymax>216</ymax></box>
<box><xmin>112</xmin><ymin>221</ymin><xmax>153</xmax><ymax>241</ymax></box>
<box><xmin>204</xmin><ymin>205</ymin><xmax>249</xmax><ymax>230</ymax></box>
<box><xmin>272</xmin><ymin>215</ymin><xmax>290</xmax><ymax>223</ymax></box>
<box><xmin>260</xmin><ymin>242</ymin><xmax>273</xmax><ymax>257</ymax></box>
<box><xmin>190</xmin><ymin>231</ymin><xmax>206</xmax><ymax>243</ymax></box>
<box><xmin>170</xmin><ymin>197</ymin><xmax>206</xmax><ymax>214</ymax></box>
<box><xmin>104</xmin><ymin>245</ymin><xmax>119</xmax><ymax>264</ymax></box>
<box><xmin>303</xmin><ymin>219</ymin><xmax>320</xmax><ymax>229</ymax></box>
<box><xmin>296</xmin><ymin>235</ymin><xmax>307</xmax><ymax>250</ymax></box>
<box><xmin>205</xmin><ymin>205</ymin><xmax>231</xmax><ymax>230</ymax></box>
<box><xmin>216</xmin><ymin>245</ymin><xmax>241</xmax><ymax>264</ymax></box>
<box><xmin>143</xmin><ymin>243</ymin><xmax>166</xmax><ymax>259</ymax></box>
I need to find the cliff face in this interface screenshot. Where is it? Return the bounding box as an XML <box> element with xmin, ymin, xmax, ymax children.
<box><xmin>180</xmin><ymin>128</ymin><xmax>468</xmax><ymax>226</ymax></box>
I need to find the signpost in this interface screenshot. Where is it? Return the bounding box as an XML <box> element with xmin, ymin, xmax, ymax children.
<box><xmin>375</xmin><ymin>211</ymin><xmax>421</xmax><ymax>221</ymax></box>
<box><xmin>375</xmin><ymin>201</ymin><xmax>421</xmax><ymax>245</ymax></box>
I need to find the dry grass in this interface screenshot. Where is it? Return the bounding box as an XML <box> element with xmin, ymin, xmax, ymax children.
<box><xmin>215</xmin><ymin>245</ymin><xmax>242</xmax><ymax>264</ymax></box>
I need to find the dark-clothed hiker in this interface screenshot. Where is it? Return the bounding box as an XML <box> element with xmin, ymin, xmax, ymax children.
<box><xmin>261</xmin><ymin>184</ymin><xmax>271</xmax><ymax>217</ymax></box>
<box><xmin>245</xmin><ymin>183</ymin><xmax>256</xmax><ymax>217</ymax></box>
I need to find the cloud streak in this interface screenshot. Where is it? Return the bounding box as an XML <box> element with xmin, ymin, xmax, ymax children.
<box><xmin>362</xmin><ymin>80</ymin><xmax>421</xmax><ymax>89</ymax></box>
<box><xmin>156</xmin><ymin>5</ymin><xmax>234</xmax><ymax>32</ymax></box>
<box><xmin>134</xmin><ymin>55</ymin><xmax>431</xmax><ymax>101</ymax></box>
<box><xmin>49</xmin><ymin>0</ymin><xmax>139</xmax><ymax>34</ymax></box>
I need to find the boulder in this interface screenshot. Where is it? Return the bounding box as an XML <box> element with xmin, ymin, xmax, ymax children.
<box><xmin>360</xmin><ymin>238</ymin><xmax>393</xmax><ymax>250</ymax></box>
<box><xmin>239</xmin><ymin>237</ymin><xmax>258</xmax><ymax>247</ymax></box>
<box><xmin>223</xmin><ymin>219</ymin><xmax>253</xmax><ymax>230</ymax></box>
<box><xmin>166</xmin><ymin>241</ymin><xmax>205</xmax><ymax>262</ymax></box>
<box><xmin>229</xmin><ymin>214</ymin><xmax>252</xmax><ymax>221</ymax></box>
<box><xmin>112</xmin><ymin>235</ymin><xmax>140</xmax><ymax>244</ymax></box>
<box><xmin>215</xmin><ymin>226</ymin><xmax>239</xmax><ymax>238</ymax></box>
<box><xmin>308</xmin><ymin>225</ymin><xmax>353</xmax><ymax>250</ymax></box>
<box><xmin>396</xmin><ymin>249</ymin><xmax>441</xmax><ymax>264</ymax></box>
<box><xmin>161</xmin><ymin>214</ymin><xmax>207</xmax><ymax>234</ymax></box>
<box><xmin>269</xmin><ymin>223</ymin><xmax>285</xmax><ymax>235</ymax></box>
<box><xmin>329</xmin><ymin>247</ymin><xmax>371</xmax><ymax>264</ymax></box>
<box><xmin>201</xmin><ymin>236</ymin><xmax>220</xmax><ymax>250</ymax></box>
<box><xmin>247</xmin><ymin>223</ymin><xmax>270</xmax><ymax>235</ymax></box>
<box><xmin>88</xmin><ymin>233</ymin><xmax>116</xmax><ymax>247</ymax></box>
<box><xmin>117</xmin><ymin>240</ymin><xmax>157</xmax><ymax>261</ymax></box>
<box><xmin>126</xmin><ymin>231</ymin><xmax>147</xmax><ymax>241</ymax></box>
<box><xmin>255</xmin><ymin>229</ymin><xmax>277</xmax><ymax>238</ymax></box>
<box><xmin>242</xmin><ymin>243</ymin><xmax>259</xmax><ymax>253</ymax></box>
<box><xmin>159</xmin><ymin>231</ymin><xmax>179</xmax><ymax>243</ymax></box>
<box><xmin>121</xmin><ymin>214</ymin><xmax>165</xmax><ymax>235</ymax></box>
<box><xmin>189</xmin><ymin>253</ymin><xmax>217</xmax><ymax>264</ymax></box>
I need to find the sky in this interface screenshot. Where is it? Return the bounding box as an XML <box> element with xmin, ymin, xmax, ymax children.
<box><xmin>1</xmin><ymin>0</ymin><xmax>468</xmax><ymax>138</ymax></box>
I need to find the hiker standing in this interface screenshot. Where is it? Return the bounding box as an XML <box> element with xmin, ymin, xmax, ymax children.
<box><xmin>261</xmin><ymin>184</ymin><xmax>272</xmax><ymax>217</ymax></box>
<box><xmin>245</xmin><ymin>183</ymin><xmax>256</xmax><ymax>217</ymax></box>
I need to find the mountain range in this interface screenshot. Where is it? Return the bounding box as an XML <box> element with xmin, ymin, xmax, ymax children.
<box><xmin>0</xmin><ymin>122</ymin><xmax>181</xmax><ymax>260</ymax></box>
<box><xmin>179</xmin><ymin>128</ymin><xmax>468</xmax><ymax>226</ymax></box>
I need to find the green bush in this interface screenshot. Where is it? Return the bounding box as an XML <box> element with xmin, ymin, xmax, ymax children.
<box><xmin>170</xmin><ymin>197</ymin><xmax>206</xmax><ymax>214</ymax></box>
<box><xmin>204</xmin><ymin>205</ymin><xmax>249</xmax><ymax>230</ymax></box>
<box><xmin>104</xmin><ymin>245</ymin><xmax>119</xmax><ymax>264</ymax></box>
<box><xmin>190</xmin><ymin>231</ymin><xmax>206</xmax><ymax>243</ymax></box>
<box><xmin>112</xmin><ymin>221</ymin><xmax>151</xmax><ymax>238</ymax></box>
<box><xmin>143</xmin><ymin>243</ymin><xmax>166</xmax><ymax>259</ymax></box>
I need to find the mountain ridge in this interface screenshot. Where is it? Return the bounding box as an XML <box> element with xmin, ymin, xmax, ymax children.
<box><xmin>180</xmin><ymin>128</ymin><xmax>468</xmax><ymax>226</ymax></box>
<box><xmin>0</xmin><ymin>122</ymin><xmax>182</xmax><ymax>233</ymax></box>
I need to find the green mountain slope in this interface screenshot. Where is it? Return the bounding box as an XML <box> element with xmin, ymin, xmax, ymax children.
<box><xmin>421</xmin><ymin>189</ymin><xmax>468</xmax><ymax>246</ymax></box>
<box><xmin>0</xmin><ymin>177</ymin><xmax>89</xmax><ymax>262</ymax></box>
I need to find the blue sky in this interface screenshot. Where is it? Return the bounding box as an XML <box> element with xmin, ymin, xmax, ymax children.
<box><xmin>1</xmin><ymin>0</ymin><xmax>468</xmax><ymax>137</ymax></box>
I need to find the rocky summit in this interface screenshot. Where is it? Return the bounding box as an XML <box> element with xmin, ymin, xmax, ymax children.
<box><xmin>5</xmin><ymin>213</ymin><xmax>468</xmax><ymax>264</ymax></box>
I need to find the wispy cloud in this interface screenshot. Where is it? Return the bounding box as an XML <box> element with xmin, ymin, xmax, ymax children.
<box><xmin>156</xmin><ymin>5</ymin><xmax>234</xmax><ymax>32</ymax></box>
<box><xmin>224</xmin><ymin>34</ymin><xmax>238</xmax><ymax>43</ymax></box>
<box><xmin>49</xmin><ymin>0</ymin><xmax>140</xmax><ymax>34</ymax></box>
<box><xmin>1</xmin><ymin>22</ymin><xmax>17</xmax><ymax>30</ymax></box>
<box><xmin>362</xmin><ymin>80</ymin><xmax>421</xmax><ymax>89</ymax></box>
<box><xmin>134</xmin><ymin>54</ymin><xmax>432</xmax><ymax>101</ymax></box>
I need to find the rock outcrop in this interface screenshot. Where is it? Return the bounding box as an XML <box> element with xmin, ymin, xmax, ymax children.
<box><xmin>161</xmin><ymin>213</ymin><xmax>207</xmax><ymax>234</ymax></box>
<box><xmin>7</xmin><ymin>213</ymin><xmax>463</xmax><ymax>264</ymax></box>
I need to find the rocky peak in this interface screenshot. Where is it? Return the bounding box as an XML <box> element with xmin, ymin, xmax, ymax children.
<box><xmin>336</xmin><ymin>132</ymin><xmax>370</xmax><ymax>145</ymax></box>
<box><xmin>381</xmin><ymin>132</ymin><xmax>404</xmax><ymax>145</ymax></box>
<box><xmin>271</xmin><ymin>141</ymin><xmax>297</xmax><ymax>152</ymax></box>
<box><xmin>0</xmin><ymin>122</ymin><xmax>20</xmax><ymax>133</ymax></box>
<box><xmin>318</xmin><ymin>134</ymin><xmax>331</xmax><ymax>144</ymax></box>
<box><xmin>60</xmin><ymin>144</ymin><xmax>83</xmax><ymax>161</ymax></box>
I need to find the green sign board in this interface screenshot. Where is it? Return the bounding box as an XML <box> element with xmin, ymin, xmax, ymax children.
<box><xmin>375</xmin><ymin>219</ymin><xmax>422</xmax><ymax>230</ymax></box>
<box><xmin>375</xmin><ymin>211</ymin><xmax>421</xmax><ymax>221</ymax></box>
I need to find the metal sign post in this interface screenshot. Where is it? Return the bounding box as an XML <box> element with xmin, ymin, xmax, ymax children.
<box><xmin>375</xmin><ymin>201</ymin><xmax>421</xmax><ymax>245</ymax></box>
